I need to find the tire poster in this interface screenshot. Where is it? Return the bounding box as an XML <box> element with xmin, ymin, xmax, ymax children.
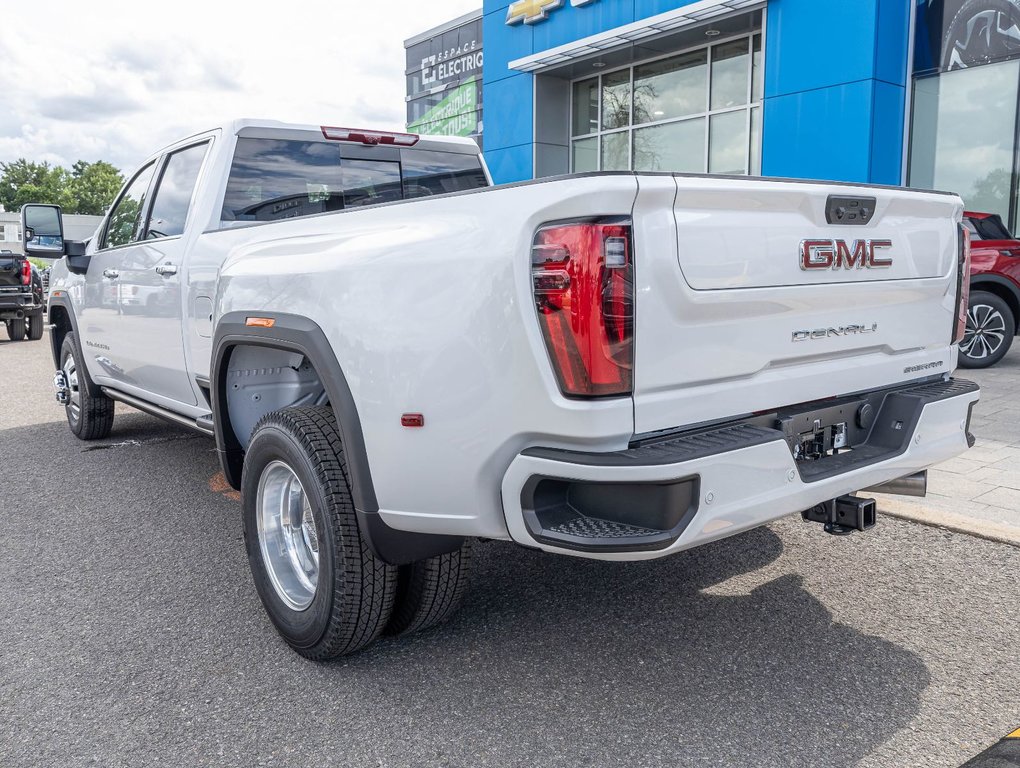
<box><xmin>915</xmin><ymin>0</ymin><xmax>1020</xmax><ymax>73</ymax></box>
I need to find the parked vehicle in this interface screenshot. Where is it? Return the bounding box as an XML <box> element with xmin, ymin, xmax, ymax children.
<box><xmin>962</xmin><ymin>211</ymin><xmax>1020</xmax><ymax>368</ymax></box>
<box><xmin>30</xmin><ymin>119</ymin><xmax>980</xmax><ymax>659</ymax></box>
<box><xmin>0</xmin><ymin>249</ymin><xmax>44</xmax><ymax>341</ymax></box>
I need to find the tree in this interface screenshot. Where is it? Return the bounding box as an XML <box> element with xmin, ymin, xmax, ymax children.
<box><xmin>0</xmin><ymin>160</ymin><xmax>73</xmax><ymax>212</ymax></box>
<box><xmin>0</xmin><ymin>158</ymin><xmax>123</xmax><ymax>215</ymax></box>
<box><xmin>70</xmin><ymin>160</ymin><xmax>123</xmax><ymax>215</ymax></box>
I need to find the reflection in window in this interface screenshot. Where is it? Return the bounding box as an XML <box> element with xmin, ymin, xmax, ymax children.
<box><xmin>569</xmin><ymin>29</ymin><xmax>761</xmax><ymax>175</ymax></box>
<box><xmin>104</xmin><ymin>163</ymin><xmax>156</xmax><ymax>249</ymax></box>
<box><xmin>710</xmin><ymin>110</ymin><xmax>747</xmax><ymax>175</ymax></box>
<box><xmin>401</xmin><ymin>149</ymin><xmax>488</xmax><ymax>198</ymax></box>
<box><xmin>572</xmin><ymin>137</ymin><xmax>598</xmax><ymax>172</ymax></box>
<box><xmin>222</xmin><ymin>139</ymin><xmax>344</xmax><ymax>223</ymax></box>
<box><xmin>146</xmin><ymin>142</ymin><xmax>209</xmax><ymax>239</ymax></box>
<box><xmin>602</xmin><ymin>70</ymin><xmax>631</xmax><ymax>130</ymax></box>
<box><xmin>601</xmin><ymin>132</ymin><xmax>630</xmax><ymax>171</ymax></box>
<box><xmin>572</xmin><ymin>78</ymin><xmax>599</xmax><ymax>136</ymax></box>
<box><xmin>633</xmin><ymin>119</ymin><xmax>705</xmax><ymax>173</ymax></box>
<box><xmin>633</xmin><ymin>51</ymin><xmax>707</xmax><ymax>125</ymax></box>
<box><xmin>909</xmin><ymin>59</ymin><xmax>1020</xmax><ymax>221</ymax></box>
<box><xmin>342</xmin><ymin>160</ymin><xmax>403</xmax><ymax>208</ymax></box>
<box><xmin>711</xmin><ymin>39</ymin><xmax>750</xmax><ymax>110</ymax></box>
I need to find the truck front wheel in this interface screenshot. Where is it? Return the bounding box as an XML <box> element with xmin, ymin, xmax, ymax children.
<box><xmin>60</xmin><ymin>332</ymin><xmax>115</xmax><ymax>440</ymax></box>
<box><xmin>242</xmin><ymin>406</ymin><xmax>397</xmax><ymax>659</ymax></box>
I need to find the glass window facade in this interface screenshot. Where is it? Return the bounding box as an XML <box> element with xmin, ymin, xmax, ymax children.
<box><xmin>570</xmin><ymin>33</ymin><xmax>763</xmax><ymax>175</ymax></box>
<box><xmin>405</xmin><ymin>15</ymin><xmax>483</xmax><ymax>147</ymax></box>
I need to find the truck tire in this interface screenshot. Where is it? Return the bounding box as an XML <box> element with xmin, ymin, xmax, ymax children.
<box><xmin>27</xmin><ymin>312</ymin><xmax>44</xmax><ymax>341</ymax></box>
<box><xmin>60</xmin><ymin>332</ymin><xmax>115</xmax><ymax>440</ymax></box>
<box><xmin>6</xmin><ymin>319</ymin><xmax>25</xmax><ymax>340</ymax></box>
<box><xmin>959</xmin><ymin>291</ymin><xmax>1015</xmax><ymax>369</ymax></box>
<box><xmin>242</xmin><ymin>406</ymin><xmax>397</xmax><ymax>659</ymax></box>
<box><xmin>386</xmin><ymin>541</ymin><xmax>473</xmax><ymax>636</ymax></box>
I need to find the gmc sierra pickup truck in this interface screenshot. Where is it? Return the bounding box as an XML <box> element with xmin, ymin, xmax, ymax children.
<box><xmin>0</xmin><ymin>249</ymin><xmax>44</xmax><ymax>340</ymax></box>
<box><xmin>28</xmin><ymin>119</ymin><xmax>980</xmax><ymax>660</ymax></box>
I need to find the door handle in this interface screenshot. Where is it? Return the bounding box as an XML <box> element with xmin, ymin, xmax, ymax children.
<box><xmin>154</xmin><ymin>263</ymin><xmax>178</xmax><ymax>277</ymax></box>
<box><xmin>102</xmin><ymin>269</ymin><xmax>119</xmax><ymax>280</ymax></box>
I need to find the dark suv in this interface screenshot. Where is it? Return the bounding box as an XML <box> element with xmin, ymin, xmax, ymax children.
<box><xmin>961</xmin><ymin>211</ymin><xmax>1020</xmax><ymax>368</ymax></box>
<box><xmin>0</xmin><ymin>250</ymin><xmax>44</xmax><ymax>341</ymax></box>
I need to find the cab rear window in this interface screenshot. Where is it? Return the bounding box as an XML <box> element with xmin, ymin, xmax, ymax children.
<box><xmin>220</xmin><ymin>137</ymin><xmax>486</xmax><ymax>225</ymax></box>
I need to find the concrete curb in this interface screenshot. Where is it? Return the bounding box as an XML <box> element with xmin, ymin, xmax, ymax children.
<box><xmin>874</xmin><ymin>495</ymin><xmax>1020</xmax><ymax>549</ymax></box>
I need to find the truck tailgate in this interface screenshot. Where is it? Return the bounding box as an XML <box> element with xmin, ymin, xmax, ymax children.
<box><xmin>631</xmin><ymin>176</ymin><xmax>962</xmax><ymax>435</ymax></box>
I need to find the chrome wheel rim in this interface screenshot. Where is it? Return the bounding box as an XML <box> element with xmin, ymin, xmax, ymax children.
<box><xmin>62</xmin><ymin>356</ymin><xmax>81</xmax><ymax>422</ymax></box>
<box><xmin>961</xmin><ymin>303</ymin><xmax>1007</xmax><ymax>360</ymax></box>
<box><xmin>256</xmin><ymin>461</ymin><xmax>319</xmax><ymax>611</ymax></box>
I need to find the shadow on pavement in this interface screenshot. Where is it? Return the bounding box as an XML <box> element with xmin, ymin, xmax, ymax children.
<box><xmin>0</xmin><ymin>413</ymin><xmax>930</xmax><ymax>767</ymax></box>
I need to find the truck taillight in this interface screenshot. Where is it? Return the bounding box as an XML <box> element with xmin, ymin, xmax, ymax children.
<box><xmin>20</xmin><ymin>259</ymin><xmax>30</xmax><ymax>286</ymax></box>
<box><xmin>954</xmin><ymin>224</ymin><xmax>971</xmax><ymax>345</ymax></box>
<box><xmin>531</xmin><ymin>219</ymin><xmax>633</xmax><ymax>397</ymax></box>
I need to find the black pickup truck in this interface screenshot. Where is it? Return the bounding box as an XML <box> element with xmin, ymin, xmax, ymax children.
<box><xmin>0</xmin><ymin>250</ymin><xmax>44</xmax><ymax>341</ymax></box>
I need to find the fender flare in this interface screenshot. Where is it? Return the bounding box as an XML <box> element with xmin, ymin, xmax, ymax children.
<box><xmin>212</xmin><ymin>311</ymin><xmax>463</xmax><ymax>565</ymax></box>
<box><xmin>47</xmin><ymin>293</ymin><xmax>82</xmax><ymax>368</ymax></box>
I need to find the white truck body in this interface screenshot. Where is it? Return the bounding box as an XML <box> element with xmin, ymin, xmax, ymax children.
<box><xmin>45</xmin><ymin>119</ymin><xmax>977</xmax><ymax>563</ymax></box>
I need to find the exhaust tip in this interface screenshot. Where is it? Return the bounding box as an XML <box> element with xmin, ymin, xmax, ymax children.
<box><xmin>862</xmin><ymin>471</ymin><xmax>927</xmax><ymax>498</ymax></box>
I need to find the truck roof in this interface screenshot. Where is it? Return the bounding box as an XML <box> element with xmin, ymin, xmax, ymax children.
<box><xmin>162</xmin><ymin>118</ymin><xmax>481</xmax><ymax>158</ymax></box>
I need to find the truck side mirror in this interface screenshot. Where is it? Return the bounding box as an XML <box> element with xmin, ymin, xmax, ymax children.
<box><xmin>20</xmin><ymin>204</ymin><xmax>65</xmax><ymax>257</ymax></box>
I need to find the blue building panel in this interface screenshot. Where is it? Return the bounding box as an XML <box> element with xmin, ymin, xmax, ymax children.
<box><xmin>762</xmin><ymin>80</ymin><xmax>876</xmax><ymax>183</ymax></box>
<box><xmin>483</xmin><ymin>6</ymin><xmax>533</xmax><ymax>85</ymax></box>
<box><xmin>483</xmin><ymin>143</ymin><xmax>535</xmax><ymax>183</ymax></box>
<box><xmin>483</xmin><ymin>75</ymin><xmax>535</xmax><ymax>152</ymax></box>
<box><xmin>869</xmin><ymin>79</ymin><xmax>907</xmax><ymax>185</ymax></box>
<box><xmin>481</xmin><ymin>0</ymin><xmax>915</xmax><ymax>186</ymax></box>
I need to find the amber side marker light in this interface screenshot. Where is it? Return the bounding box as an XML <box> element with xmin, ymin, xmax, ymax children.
<box><xmin>245</xmin><ymin>317</ymin><xmax>275</xmax><ymax>328</ymax></box>
<box><xmin>401</xmin><ymin>413</ymin><xmax>425</xmax><ymax>428</ymax></box>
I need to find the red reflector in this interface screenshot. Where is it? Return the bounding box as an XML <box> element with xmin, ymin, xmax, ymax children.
<box><xmin>531</xmin><ymin>219</ymin><xmax>633</xmax><ymax>398</ymax></box>
<box><xmin>401</xmin><ymin>413</ymin><xmax>425</xmax><ymax>428</ymax></box>
<box><xmin>320</xmin><ymin>126</ymin><xmax>419</xmax><ymax>146</ymax></box>
<box><xmin>954</xmin><ymin>226</ymin><xmax>971</xmax><ymax>345</ymax></box>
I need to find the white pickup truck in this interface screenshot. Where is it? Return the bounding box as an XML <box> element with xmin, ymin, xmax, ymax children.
<box><xmin>27</xmin><ymin>119</ymin><xmax>980</xmax><ymax>659</ymax></box>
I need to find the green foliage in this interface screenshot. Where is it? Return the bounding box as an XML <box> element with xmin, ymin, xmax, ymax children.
<box><xmin>70</xmin><ymin>160</ymin><xmax>124</xmax><ymax>216</ymax></box>
<box><xmin>0</xmin><ymin>158</ymin><xmax>124</xmax><ymax>216</ymax></box>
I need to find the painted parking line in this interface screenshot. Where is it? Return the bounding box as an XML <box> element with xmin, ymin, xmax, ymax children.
<box><xmin>961</xmin><ymin>726</ymin><xmax>1020</xmax><ymax>766</ymax></box>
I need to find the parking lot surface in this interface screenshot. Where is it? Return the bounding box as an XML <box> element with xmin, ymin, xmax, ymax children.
<box><xmin>2</xmin><ymin>333</ymin><xmax>1019</xmax><ymax>768</ymax></box>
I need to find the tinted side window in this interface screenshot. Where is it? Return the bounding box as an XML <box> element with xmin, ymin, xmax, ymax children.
<box><xmin>103</xmin><ymin>163</ymin><xmax>156</xmax><ymax>249</ymax></box>
<box><xmin>221</xmin><ymin>138</ymin><xmax>343</xmax><ymax>223</ymax></box>
<box><xmin>146</xmin><ymin>142</ymin><xmax>209</xmax><ymax>239</ymax></box>
<box><xmin>402</xmin><ymin>149</ymin><xmax>488</xmax><ymax>198</ymax></box>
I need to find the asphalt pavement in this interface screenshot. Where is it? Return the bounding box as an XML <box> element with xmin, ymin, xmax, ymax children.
<box><xmin>2</xmin><ymin>331</ymin><xmax>1019</xmax><ymax>768</ymax></box>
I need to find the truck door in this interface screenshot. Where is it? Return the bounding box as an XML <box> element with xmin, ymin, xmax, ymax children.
<box><xmin>83</xmin><ymin>142</ymin><xmax>209</xmax><ymax>406</ymax></box>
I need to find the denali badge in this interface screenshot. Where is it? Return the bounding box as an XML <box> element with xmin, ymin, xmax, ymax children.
<box><xmin>800</xmin><ymin>239</ymin><xmax>893</xmax><ymax>270</ymax></box>
<box><xmin>792</xmin><ymin>323</ymin><xmax>878</xmax><ymax>342</ymax></box>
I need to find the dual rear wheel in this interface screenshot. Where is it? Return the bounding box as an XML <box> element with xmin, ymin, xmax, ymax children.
<box><xmin>241</xmin><ymin>406</ymin><xmax>472</xmax><ymax>659</ymax></box>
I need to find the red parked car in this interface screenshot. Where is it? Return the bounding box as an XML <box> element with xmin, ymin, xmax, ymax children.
<box><xmin>961</xmin><ymin>211</ymin><xmax>1020</xmax><ymax>368</ymax></box>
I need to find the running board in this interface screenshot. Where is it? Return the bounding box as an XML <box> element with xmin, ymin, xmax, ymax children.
<box><xmin>101</xmin><ymin>387</ymin><xmax>214</xmax><ymax>437</ymax></box>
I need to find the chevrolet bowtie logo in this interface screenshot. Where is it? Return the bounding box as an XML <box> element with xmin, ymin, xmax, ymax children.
<box><xmin>506</xmin><ymin>0</ymin><xmax>563</xmax><ymax>25</ymax></box>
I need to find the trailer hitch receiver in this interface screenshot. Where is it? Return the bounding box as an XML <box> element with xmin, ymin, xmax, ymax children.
<box><xmin>802</xmin><ymin>495</ymin><xmax>877</xmax><ymax>535</ymax></box>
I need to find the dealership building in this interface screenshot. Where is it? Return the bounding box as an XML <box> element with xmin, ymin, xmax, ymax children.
<box><xmin>408</xmin><ymin>0</ymin><xmax>1020</xmax><ymax>232</ymax></box>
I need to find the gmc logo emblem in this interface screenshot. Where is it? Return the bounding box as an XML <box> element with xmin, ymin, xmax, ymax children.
<box><xmin>800</xmin><ymin>239</ymin><xmax>893</xmax><ymax>270</ymax></box>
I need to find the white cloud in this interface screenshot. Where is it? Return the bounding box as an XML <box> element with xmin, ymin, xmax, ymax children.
<box><xmin>0</xmin><ymin>0</ymin><xmax>480</xmax><ymax>173</ymax></box>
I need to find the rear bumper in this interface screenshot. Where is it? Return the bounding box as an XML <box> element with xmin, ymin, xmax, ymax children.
<box><xmin>500</xmin><ymin>378</ymin><xmax>980</xmax><ymax>561</ymax></box>
<box><xmin>0</xmin><ymin>291</ymin><xmax>42</xmax><ymax>319</ymax></box>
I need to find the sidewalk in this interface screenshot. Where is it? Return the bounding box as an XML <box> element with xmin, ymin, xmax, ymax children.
<box><xmin>874</xmin><ymin>355</ymin><xmax>1020</xmax><ymax>545</ymax></box>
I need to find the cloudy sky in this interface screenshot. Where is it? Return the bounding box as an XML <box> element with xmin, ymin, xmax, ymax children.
<box><xmin>0</xmin><ymin>0</ymin><xmax>480</xmax><ymax>173</ymax></box>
